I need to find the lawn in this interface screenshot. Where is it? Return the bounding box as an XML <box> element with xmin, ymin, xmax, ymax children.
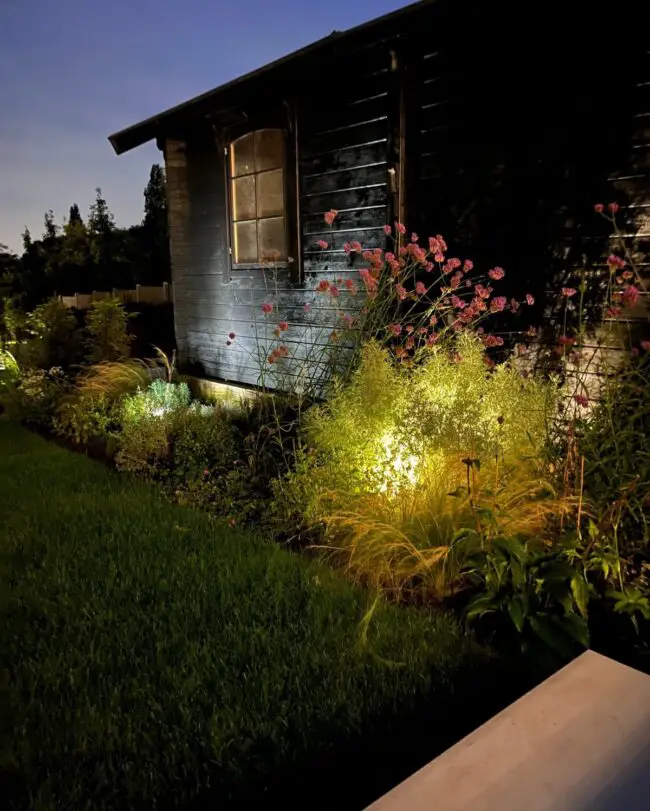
<box><xmin>0</xmin><ymin>421</ymin><xmax>529</xmax><ymax>810</ymax></box>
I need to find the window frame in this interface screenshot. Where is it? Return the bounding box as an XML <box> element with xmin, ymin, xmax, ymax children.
<box><xmin>225</xmin><ymin>121</ymin><xmax>299</xmax><ymax>277</ymax></box>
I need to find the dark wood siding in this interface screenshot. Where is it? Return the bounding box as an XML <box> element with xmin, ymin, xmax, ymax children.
<box><xmin>163</xmin><ymin>0</ymin><xmax>649</xmax><ymax>391</ymax></box>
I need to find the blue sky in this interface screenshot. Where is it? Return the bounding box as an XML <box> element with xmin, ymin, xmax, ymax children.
<box><xmin>0</xmin><ymin>0</ymin><xmax>408</xmax><ymax>253</ymax></box>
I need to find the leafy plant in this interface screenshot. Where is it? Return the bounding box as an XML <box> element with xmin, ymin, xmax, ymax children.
<box><xmin>2</xmin><ymin>367</ymin><xmax>71</xmax><ymax>428</ymax></box>
<box><xmin>14</xmin><ymin>298</ymin><xmax>78</xmax><ymax>370</ymax></box>
<box><xmin>84</xmin><ymin>298</ymin><xmax>133</xmax><ymax>362</ymax></box>
<box><xmin>463</xmin><ymin>536</ymin><xmax>590</xmax><ymax>659</ymax></box>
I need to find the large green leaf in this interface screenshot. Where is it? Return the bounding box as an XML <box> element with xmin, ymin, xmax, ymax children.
<box><xmin>570</xmin><ymin>573</ymin><xmax>590</xmax><ymax>618</ymax></box>
<box><xmin>507</xmin><ymin>596</ymin><xmax>526</xmax><ymax>633</ymax></box>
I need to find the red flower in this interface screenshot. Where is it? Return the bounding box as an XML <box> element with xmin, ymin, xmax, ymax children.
<box><xmin>427</xmin><ymin>332</ymin><xmax>439</xmax><ymax>346</ymax></box>
<box><xmin>594</xmin><ymin>203</ymin><xmax>604</xmax><ymax>214</ymax></box>
<box><xmin>317</xmin><ymin>239</ymin><xmax>328</xmax><ymax>250</ymax></box>
<box><xmin>490</xmin><ymin>296</ymin><xmax>507</xmax><ymax>312</ymax></box>
<box><xmin>395</xmin><ymin>221</ymin><xmax>407</xmax><ymax>235</ymax></box>
<box><xmin>316</xmin><ymin>279</ymin><xmax>330</xmax><ymax>293</ymax></box>
<box><xmin>228</xmin><ymin>331</ymin><xmax>236</xmax><ymax>340</ymax></box>
<box><xmin>607</xmin><ymin>254</ymin><xmax>625</xmax><ymax>269</ymax></box>
<box><xmin>278</xmin><ymin>321</ymin><xmax>288</xmax><ymax>331</ymax></box>
<box><xmin>574</xmin><ymin>394</ymin><xmax>589</xmax><ymax>408</ymax></box>
<box><xmin>451</xmin><ymin>295</ymin><xmax>467</xmax><ymax>309</ymax></box>
<box><xmin>415</xmin><ymin>281</ymin><xmax>427</xmax><ymax>295</ymax></box>
<box><xmin>396</xmin><ymin>285</ymin><xmax>408</xmax><ymax>301</ymax></box>
<box><xmin>525</xmin><ymin>293</ymin><xmax>535</xmax><ymax>306</ymax></box>
<box><xmin>488</xmin><ymin>267</ymin><xmax>505</xmax><ymax>280</ymax></box>
<box><xmin>608</xmin><ymin>202</ymin><xmax>620</xmax><ymax>214</ymax></box>
<box><xmin>561</xmin><ymin>287</ymin><xmax>577</xmax><ymax>297</ymax></box>
<box><xmin>558</xmin><ymin>335</ymin><xmax>576</xmax><ymax>346</ymax></box>
<box><xmin>410</xmin><ymin>232</ymin><xmax>419</xmax><ymax>243</ymax></box>
<box><xmin>324</xmin><ymin>209</ymin><xmax>338</xmax><ymax>226</ymax></box>
<box><xmin>329</xmin><ymin>285</ymin><xmax>340</xmax><ymax>298</ymax></box>
<box><xmin>622</xmin><ymin>285</ymin><xmax>640</xmax><ymax>308</ymax></box>
<box><xmin>388</xmin><ymin>323</ymin><xmax>402</xmax><ymax>337</ymax></box>
<box><xmin>383</xmin><ymin>224</ymin><xmax>392</xmax><ymax>235</ymax></box>
<box><xmin>484</xmin><ymin>334</ymin><xmax>504</xmax><ymax>347</ymax></box>
<box><xmin>261</xmin><ymin>302</ymin><xmax>273</xmax><ymax>314</ymax></box>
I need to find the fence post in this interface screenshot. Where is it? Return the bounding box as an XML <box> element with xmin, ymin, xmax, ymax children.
<box><xmin>74</xmin><ymin>293</ymin><xmax>79</xmax><ymax>309</ymax></box>
<box><xmin>163</xmin><ymin>281</ymin><xmax>169</xmax><ymax>302</ymax></box>
<box><xmin>136</xmin><ymin>284</ymin><xmax>141</xmax><ymax>303</ymax></box>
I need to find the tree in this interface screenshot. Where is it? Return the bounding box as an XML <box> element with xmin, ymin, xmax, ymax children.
<box><xmin>43</xmin><ymin>210</ymin><xmax>58</xmax><ymax>241</ymax></box>
<box><xmin>22</xmin><ymin>227</ymin><xmax>32</xmax><ymax>253</ymax></box>
<box><xmin>141</xmin><ymin>164</ymin><xmax>170</xmax><ymax>284</ymax></box>
<box><xmin>68</xmin><ymin>203</ymin><xmax>83</xmax><ymax>226</ymax></box>
<box><xmin>88</xmin><ymin>188</ymin><xmax>114</xmax><ymax>236</ymax></box>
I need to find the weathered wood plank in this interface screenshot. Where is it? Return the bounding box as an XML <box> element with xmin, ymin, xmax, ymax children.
<box><xmin>301</xmin><ymin>184</ymin><xmax>387</xmax><ymax>216</ymax></box>
<box><xmin>301</xmin><ymin>163</ymin><xmax>388</xmax><ymax>196</ymax></box>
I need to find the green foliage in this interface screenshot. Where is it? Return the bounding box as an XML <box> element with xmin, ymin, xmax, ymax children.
<box><xmin>2</xmin><ymin>367</ymin><xmax>70</xmax><ymax>427</ymax></box>
<box><xmin>14</xmin><ymin>298</ymin><xmax>78</xmax><ymax>370</ymax></box>
<box><xmin>84</xmin><ymin>298</ymin><xmax>133</xmax><ymax>362</ymax></box>
<box><xmin>463</xmin><ymin>536</ymin><xmax>590</xmax><ymax>660</ymax></box>
<box><xmin>0</xmin><ymin>349</ymin><xmax>20</xmax><ymax>394</ymax></box>
<box><xmin>1</xmin><ymin>421</ymin><xmax>485</xmax><ymax>810</ymax></box>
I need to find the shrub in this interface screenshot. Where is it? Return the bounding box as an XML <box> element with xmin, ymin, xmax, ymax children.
<box><xmin>14</xmin><ymin>299</ymin><xmax>78</xmax><ymax>370</ymax></box>
<box><xmin>2</xmin><ymin>367</ymin><xmax>71</xmax><ymax>428</ymax></box>
<box><xmin>84</xmin><ymin>298</ymin><xmax>133</xmax><ymax>362</ymax></box>
<box><xmin>275</xmin><ymin>336</ymin><xmax>557</xmax><ymax>599</ymax></box>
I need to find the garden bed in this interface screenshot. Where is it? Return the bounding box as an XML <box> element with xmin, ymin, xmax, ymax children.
<box><xmin>0</xmin><ymin>421</ymin><xmax>537</xmax><ymax>810</ymax></box>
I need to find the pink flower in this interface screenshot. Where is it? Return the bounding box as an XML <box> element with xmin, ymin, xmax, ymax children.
<box><xmin>415</xmin><ymin>281</ymin><xmax>427</xmax><ymax>295</ymax></box>
<box><xmin>488</xmin><ymin>267</ymin><xmax>505</xmax><ymax>280</ymax></box>
<box><xmin>317</xmin><ymin>239</ymin><xmax>328</xmax><ymax>250</ymax></box>
<box><xmin>434</xmin><ymin>252</ymin><xmax>445</xmax><ymax>263</ymax></box>
<box><xmin>329</xmin><ymin>285</ymin><xmax>340</xmax><ymax>298</ymax></box>
<box><xmin>607</xmin><ymin>254</ymin><xmax>625</xmax><ymax>269</ymax></box>
<box><xmin>594</xmin><ymin>203</ymin><xmax>604</xmax><ymax>214</ymax></box>
<box><xmin>388</xmin><ymin>323</ymin><xmax>402</xmax><ymax>337</ymax></box>
<box><xmin>405</xmin><ymin>336</ymin><xmax>415</xmax><ymax>350</ymax></box>
<box><xmin>344</xmin><ymin>241</ymin><xmax>362</xmax><ymax>253</ymax></box>
<box><xmin>324</xmin><ymin>209</ymin><xmax>338</xmax><ymax>226</ymax></box>
<box><xmin>622</xmin><ymin>270</ymin><xmax>633</xmax><ymax>280</ymax></box>
<box><xmin>622</xmin><ymin>285</ymin><xmax>640</xmax><ymax>308</ymax></box>
<box><xmin>303</xmin><ymin>303</ymin><xmax>311</xmax><ymax>313</ymax></box>
<box><xmin>344</xmin><ymin>279</ymin><xmax>357</xmax><ymax>294</ymax></box>
<box><xmin>383</xmin><ymin>224</ymin><xmax>392</xmax><ymax>235</ymax></box>
<box><xmin>574</xmin><ymin>394</ymin><xmax>589</xmax><ymax>408</ymax></box>
<box><xmin>395</xmin><ymin>222</ymin><xmax>407</xmax><ymax>235</ymax></box>
<box><xmin>410</xmin><ymin>232</ymin><xmax>419</xmax><ymax>243</ymax></box>
<box><xmin>484</xmin><ymin>334</ymin><xmax>504</xmax><ymax>347</ymax></box>
<box><xmin>608</xmin><ymin>202</ymin><xmax>620</xmax><ymax>214</ymax></box>
<box><xmin>261</xmin><ymin>302</ymin><xmax>273</xmax><ymax>314</ymax></box>
<box><xmin>490</xmin><ymin>296</ymin><xmax>507</xmax><ymax>313</ymax></box>
<box><xmin>405</xmin><ymin>324</ymin><xmax>414</xmax><ymax>334</ymax></box>
<box><xmin>417</xmin><ymin>327</ymin><xmax>428</xmax><ymax>335</ymax></box>
<box><xmin>463</xmin><ymin>259</ymin><xmax>474</xmax><ymax>272</ymax></box>
<box><xmin>641</xmin><ymin>341</ymin><xmax>650</xmax><ymax>351</ymax></box>
<box><xmin>451</xmin><ymin>295</ymin><xmax>467</xmax><ymax>309</ymax></box>
<box><xmin>316</xmin><ymin>279</ymin><xmax>330</xmax><ymax>293</ymax></box>
<box><xmin>448</xmin><ymin>257</ymin><xmax>461</xmax><ymax>270</ymax></box>
<box><xmin>510</xmin><ymin>298</ymin><xmax>520</xmax><ymax>313</ymax></box>
<box><xmin>429</xmin><ymin>315</ymin><xmax>438</xmax><ymax>326</ymax></box>
<box><xmin>203</xmin><ymin>468</ymin><xmax>210</xmax><ymax>477</ymax></box>
<box><xmin>425</xmin><ymin>262</ymin><xmax>434</xmax><ymax>272</ymax></box>
<box><xmin>427</xmin><ymin>332</ymin><xmax>439</xmax><ymax>346</ymax></box>
<box><xmin>475</xmin><ymin>283</ymin><xmax>491</xmax><ymax>300</ymax></box>
<box><xmin>396</xmin><ymin>285</ymin><xmax>408</xmax><ymax>301</ymax></box>
<box><xmin>278</xmin><ymin>321</ymin><xmax>288</xmax><ymax>331</ymax></box>
<box><xmin>526</xmin><ymin>293</ymin><xmax>535</xmax><ymax>306</ymax></box>
<box><xmin>562</xmin><ymin>287</ymin><xmax>577</xmax><ymax>297</ymax></box>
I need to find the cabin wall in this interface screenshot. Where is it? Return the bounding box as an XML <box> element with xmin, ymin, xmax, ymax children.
<box><xmin>165</xmin><ymin>0</ymin><xmax>649</xmax><ymax>391</ymax></box>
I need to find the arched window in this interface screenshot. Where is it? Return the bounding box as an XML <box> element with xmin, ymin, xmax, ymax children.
<box><xmin>229</xmin><ymin>129</ymin><xmax>287</xmax><ymax>264</ymax></box>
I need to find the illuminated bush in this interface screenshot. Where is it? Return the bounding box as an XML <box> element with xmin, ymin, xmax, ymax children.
<box><xmin>277</xmin><ymin>335</ymin><xmax>557</xmax><ymax>599</ymax></box>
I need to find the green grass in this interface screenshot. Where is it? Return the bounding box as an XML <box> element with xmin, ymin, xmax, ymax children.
<box><xmin>0</xmin><ymin>422</ymin><xmax>518</xmax><ymax>810</ymax></box>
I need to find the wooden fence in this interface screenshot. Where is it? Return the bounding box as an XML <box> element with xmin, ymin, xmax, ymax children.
<box><xmin>58</xmin><ymin>283</ymin><xmax>173</xmax><ymax>309</ymax></box>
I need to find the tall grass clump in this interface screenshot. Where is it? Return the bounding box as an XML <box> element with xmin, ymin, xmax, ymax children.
<box><xmin>277</xmin><ymin>335</ymin><xmax>558</xmax><ymax>601</ymax></box>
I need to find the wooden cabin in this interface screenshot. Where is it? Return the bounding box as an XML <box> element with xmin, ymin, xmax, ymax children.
<box><xmin>109</xmin><ymin>0</ymin><xmax>650</xmax><ymax>390</ymax></box>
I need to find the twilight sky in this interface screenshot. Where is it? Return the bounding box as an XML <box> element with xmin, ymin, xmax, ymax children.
<box><xmin>0</xmin><ymin>0</ymin><xmax>407</xmax><ymax>253</ymax></box>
